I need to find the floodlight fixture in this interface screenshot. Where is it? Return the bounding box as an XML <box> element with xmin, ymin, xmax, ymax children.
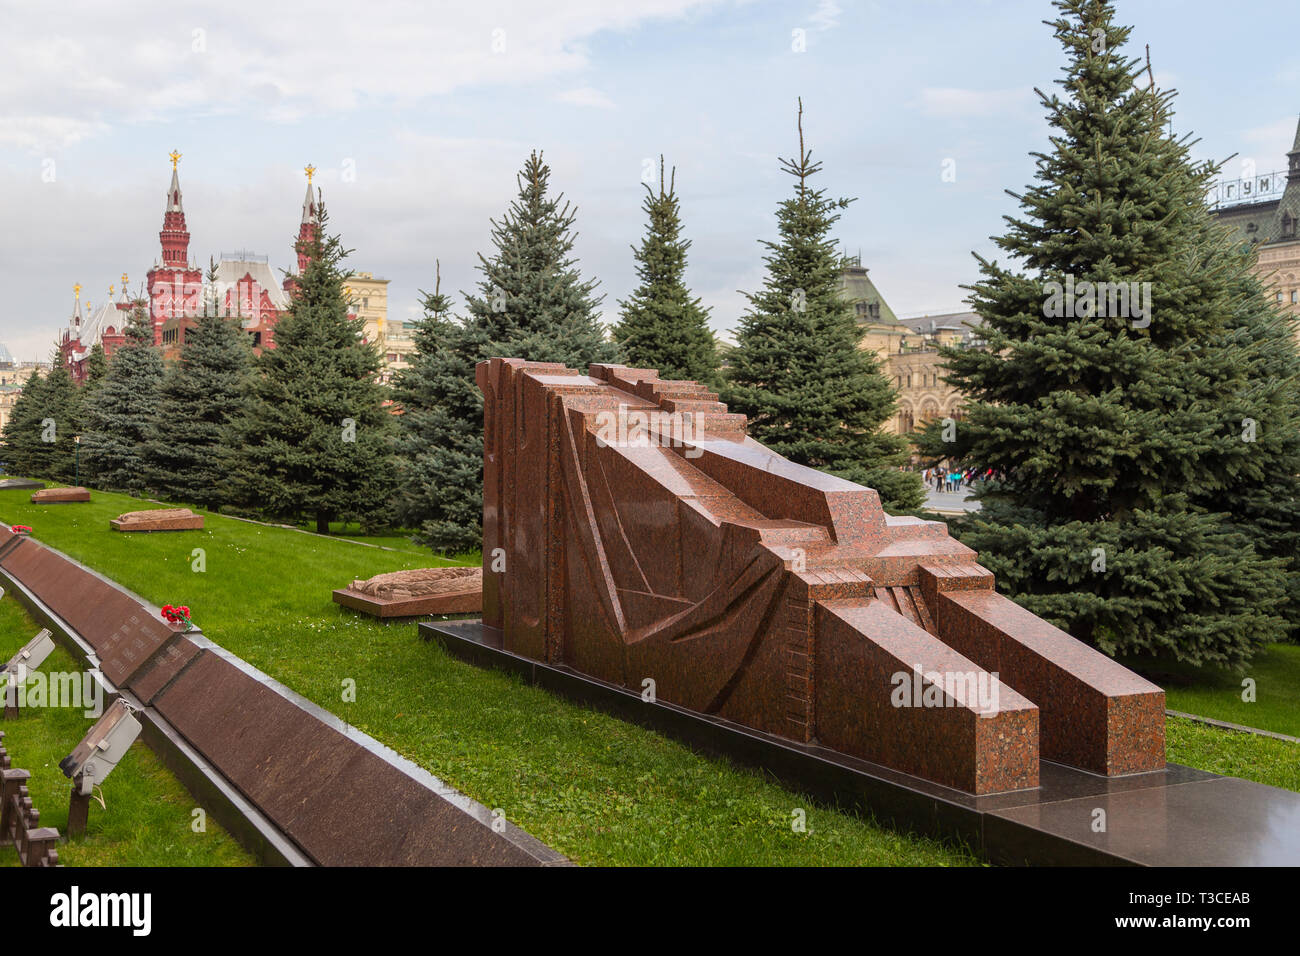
<box><xmin>59</xmin><ymin>698</ymin><xmax>142</xmax><ymax>796</ymax></box>
<box><xmin>3</xmin><ymin>628</ymin><xmax>55</xmax><ymax>682</ymax></box>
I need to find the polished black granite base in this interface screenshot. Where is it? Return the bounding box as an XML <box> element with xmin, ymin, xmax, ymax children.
<box><xmin>422</xmin><ymin>619</ymin><xmax>1300</xmax><ymax>866</ymax></box>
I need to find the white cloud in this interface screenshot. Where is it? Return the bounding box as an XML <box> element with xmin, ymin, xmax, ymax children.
<box><xmin>917</xmin><ymin>87</ymin><xmax>1033</xmax><ymax>119</ymax></box>
<box><xmin>1240</xmin><ymin>116</ymin><xmax>1297</xmax><ymax>170</ymax></box>
<box><xmin>0</xmin><ymin>116</ymin><xmax>110</xmax><ymax>151</ymax></box>
<box><xmin>809</xmin><ymin>0</ymin><xmax>841</xmax><ymax>32</ymax></box>
<box><xmin>0</xmin><ymin>0</ymin><xmax>723</xmax><ymax>152</ymax></box>
<box><xmin>555</xmin><ymin>87</ymin><xmax>616</xmax><ymax>109</ymax></box>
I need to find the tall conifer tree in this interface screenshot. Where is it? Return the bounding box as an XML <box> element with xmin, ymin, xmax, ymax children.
<box><xmin>143</xmin><ymin>260</ymin><xmax>255</xmax><ymax>509</ymax></box>
<box><xmin>1</xmin><ymin>367</ymin><xmax>49</xmax><ymax>477</ymax></box>
<box><xmin>915</xmin><ymin>0</ymin><xmax>1289</xmax><ymax>666</ymax></box>
<box><xmin>724</xmin><ymin>100</ymin><xmax>922</xmax><ymax>511</ymax></box>
<box><xmin>40</xmin><ymin>360</ymin><xmax>84</xmax><ymax>483</ymax></box>
<box><xmin>82</xmin><ymin>302</ymin><xmax>164</xmax><ymax>494</ymax></box>
<box><xmin>393</xmin><ymin>262</ymin><xmax>487</xmax><ymax>553</ymax></box>
<box><xmin>228</xmin><ymin>206</ymin><xmax>397</xmax><ymax>533</ymax></box>
<box><xmin>397</xmin><ymin>153</ymin><xmax>612</xmax><ymax>553</ymax></box>
<box><xmin>613</xmin><ymin>157</ymin><xmax>719</xmax><ymax>384</ymax></box>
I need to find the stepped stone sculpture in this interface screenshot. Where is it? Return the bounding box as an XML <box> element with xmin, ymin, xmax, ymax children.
<box><xmin>477</xmin><ymin>359</ymin><xmax>1165</xmax><ymax>795</ymax></box>
<box><xmin>110</xmin><ymin>508</ymin><xmax>204</xmax><ymax>532</ymax></box>
<box><xmin>31</xmin><ymin>487</ymin><xmax>90</xmax><ymax>503</ymax></box>
<box><xmin>334</xmin><ymin>567</ymin><xmax>483</xmax><ymax>618</ymax></box>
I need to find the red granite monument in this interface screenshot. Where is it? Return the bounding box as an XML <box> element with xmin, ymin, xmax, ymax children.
<box><xmin>30</xmin><ymin>487</ymin><xmax>90</xmax><ymax>503</ymax></box>
<box><xmin>333</xmin><ymin>567</ymin><xmax>483</xmax><ymax>618</ymax></box>
<box><xmin>477</xmin><ymin>359</ymin><xmax>1165</xmax><ymax>795</ymax></box>
<box><xmin>110</xmin><ymin>508</ymin><xmax>204</xmax><ymax>532</ymax></box>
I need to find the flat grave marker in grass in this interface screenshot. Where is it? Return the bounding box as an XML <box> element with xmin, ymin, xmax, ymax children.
<box><xmin>333</xmin><ymin>566</ymin><xmax>483</xmax><ymax>618</ymax></box>
<box><xmin>31</xmin><ymin>487</ymin><xmax>90</xmax><ymax>504</ymax></box>
<box><xmin>110</xmin><ymin>508</ymin><xmax>204</xmax><ymax>532</ymax></box>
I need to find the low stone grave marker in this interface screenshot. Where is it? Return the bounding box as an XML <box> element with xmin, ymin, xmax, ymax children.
<box><xmin>110</xmin><ymin>508</ymin><xmax>204</xmax><ymax>532</ymax></box>
<box><xmin>0</xmin><ymin>479</ymin><xmax>45</xmax><ymax>491</ymax></box>
<box><xmin>31</xmin><ymin>487</ymin><xmax>90</xmax><ymax>503</ymax></box>
<box><xmin>333</xmin><ymin>567</ymin><xmax>483</xmax><ymax>618</ymax></box>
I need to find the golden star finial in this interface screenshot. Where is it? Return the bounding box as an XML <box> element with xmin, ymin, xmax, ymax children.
<box><xmin>74</xmin><ymin>283</ymin><xmax>81</xmax><ymax>300</ymax></box>
<box><xmin>305</xmin><ymin>164</ymin><xmax>316</xmax><ymax>185</ymax></box>
<box><xmin>121</xmin><ymin>273</ymin><xmax>129</xmax><ymax>286</ymax></box>
<box><xmin>109</xmin><ymin>284</ymin><xmax>115</xmax><ymax>297</ymax></box>
<box><xmin>169</xmin><ymin>150</ymin><xmax>182</xmax><ymax>170</ymax></box>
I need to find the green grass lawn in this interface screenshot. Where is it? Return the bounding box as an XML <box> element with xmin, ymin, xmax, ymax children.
<box><xmin>1165</xmin><ymin>716</ymin><xmax>1299</xmax><ymax>791</ymax></box>
<box><xmin>0</xmin><ymin>595</ymin><xmax>253</xmax><ymax>866</ymax></box>
<box><xmin>0</xmin><ymin>487</ymin><xmax>974</xmax><ymax>866</ymax></box>
<box><xmin>1126</xmin><ymin>643</ymin><xmax>1300</xmax><ymax>739</ymax></box>
<box><xmin>4</xmin><ymin>485</ymin><xmax>1295</xmax><ymax>864</ymax></box>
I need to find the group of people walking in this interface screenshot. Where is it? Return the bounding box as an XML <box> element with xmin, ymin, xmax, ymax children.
<box><xmin>922</xmin><ymin>466</ymin><xmax>989</xmax><ymax>494</ymax></box>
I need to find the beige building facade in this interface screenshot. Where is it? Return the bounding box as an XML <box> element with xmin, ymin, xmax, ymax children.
<box><xmin>1213</xmin><ymin>115</ymin><xmax>1300</xmax><ymax>337</ymax></box>
<box><xmin>346</xmin><ymin>272</ymin><xmax>413</xmax><ymax>384</ymax></box>
<box><xmin>838</xmin><ymin>257</ymin><xmax>979</xmax><ymax>436</ymax></box>
<box><xmin>0</xmin><ymin>353</ymin><xmax>51</xmax><ymax>435</ymax></box>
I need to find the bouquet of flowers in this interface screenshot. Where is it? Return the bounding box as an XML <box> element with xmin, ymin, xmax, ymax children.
<box><xmin>161</xmin><ymin>604</ymin><xmax>194</xmax><ymax>630</ymax></box>
<box><xmin>10</xmin><ymin>525</ymin><xmax>31</xmax><ymax>535</ymax></box>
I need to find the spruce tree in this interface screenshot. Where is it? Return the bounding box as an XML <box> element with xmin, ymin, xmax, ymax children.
<box><xmin>724</xmin><ymin>100</ymin><xmax>923</xmax><ymax>511</ymax></box>
<box><xmin>142</xmin><ymin>261</ymin><xmax>254</xmax><ymax>509</ymax></box>
<box><xmin>229</xmin><ymin>206</ymin><xmax>397</xmax><ymax>534</ymax></box>
<box><xmin>397</xmin><ymin>153</ymin><xmax>613</xmax><ymax>553</ymax></box>
<box><xmin>393</xmin><ymin>262</ymin><xmax>487</xmax><ymax>554</ymax></box>
<box><xmin>464</xmin><ymin>151</ymin><xmax>613</xmax><ymax>366</ymax></box>
<box><xmin>1192</xmin><ymin>240</ymin><xmax>1300</xmax><ymax>639</ymax></box>
<box><xmin>613</xmin><ymin>157</ymin><xmax>719</xmax><ymax>384</ymax></box>
<box><xmin>82</xmin><ymin>303</ymin><xmax>164</xmax><ymax>494</ymax></box>
<box><xmin>1</xmin><ymin>367</ymin><xmax>49</xmax><ymax>477</ymax></box>
<box><xmin>40</xmin><ymin>361</ymin><xmax>84</xmax><ymax>483</ymax></box>
<box><xmin>84</xmin><ymin>343</ymin><xmax>108</xmax><ymax>386</ymax></box>
<box><xmin>915</xmin><ymin>0</ymin><xmax>1288</xmax><ymax>666</ymax></box>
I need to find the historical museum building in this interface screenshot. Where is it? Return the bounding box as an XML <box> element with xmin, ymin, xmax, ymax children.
<box><xmin>1213</xmin><ymin>114</ymin><xmax>1300</xmax><ymax>339</ymax></box>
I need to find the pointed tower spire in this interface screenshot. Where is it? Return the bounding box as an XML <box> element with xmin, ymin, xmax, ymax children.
<box><xmin>295</xmin><ymin>164</ymin><xmax>320</xmax><ymax>274</ymax></box>
<box><xmin>158</xmin><ymin>150</ymin><xmax>191</xmax><ymax>268</ymax></box>
<box><xmin>147</xmin><ymin>151</ymin><xmax>202</xmax><ymax>345</ymax></box>
<box><xmin>301</xmin><ymin>163</ymin><xmax>317</xmax><ymax>224</ymax></box>
<box><xmin>1288</xmin><ymin>114</ymin><xmax>1300</xmax><ymax>183</ymax></box>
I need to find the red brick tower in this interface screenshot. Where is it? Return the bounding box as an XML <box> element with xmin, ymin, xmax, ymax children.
<box><xmin>146</xmin><ymin>151</ymin><xmax>202</xmax><ymax>345</ymax></box>
<box><xmin>283</xmin><ymin>164</ymin><xmax>319</xmax><ymax>303</ymax></box>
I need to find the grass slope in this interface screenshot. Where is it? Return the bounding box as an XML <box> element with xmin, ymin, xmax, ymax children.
<box><xmin>0</xmin><ymin>488</ymin><xmax>973</xmax><ymax>866</ymax></box>
<box><xmin>0</xmin><ymin>595</ymin><xmax>253</xmax><ymax>866</ymax></box>
<box><xmin>1132</xmin><ymin>644</ymin><xmax>1300</xmax><ymax>739</ymax></box>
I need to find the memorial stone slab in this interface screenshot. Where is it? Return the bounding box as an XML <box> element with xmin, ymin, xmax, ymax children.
<box><xmin>332</xmin><ymin>567</ymin><xmax>483</xmax><ymax>618</ymax></box>
<box><xmin>30</xmin><ymin>487</ymin><xmax>90</xmax><ymax>503</ymax></box>
<box><xmin>110</xmin><ymin>508</ymin><xmax>204</xmax><ymax>532</ymax></box>
<box><xmin>475</xmin><ymin>359</ymin><xmax>1165</xmax><ymax>795</ymax></box>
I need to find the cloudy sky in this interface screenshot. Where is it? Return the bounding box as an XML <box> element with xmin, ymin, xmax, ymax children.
<box><xmin>1</xmin><ymin>0</ymin><xmax>1296</xmax><ymax>362</ymax></box>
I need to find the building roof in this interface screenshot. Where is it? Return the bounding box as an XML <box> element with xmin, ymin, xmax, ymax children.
<box><xmin>837</xmin><ymin>258</ymin><xmax>902</xmax><ymax>326</ymax></box>
<box><xmin>0</xmin><ymin>343</ymin><xmax>13</xmax><ymax>366</ymax></box>
<box><xmin>1213</xmin><ymin>113</ymin><xmax>1300</xmax><ymax>248</ymax></box>
<box><xmin>69</xmin><ymin>300</ymin><xmax>127</xmax><ymax>357</ymax></box>
<box><xmin>898</xmin><ymin>310</ymin><xmax>983</xmax><ymax>336</ymax></box>
<box><xmin>215</xmin><ymin>255</ymin><xmax>290</xmax><ymax>311</ymax></box>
